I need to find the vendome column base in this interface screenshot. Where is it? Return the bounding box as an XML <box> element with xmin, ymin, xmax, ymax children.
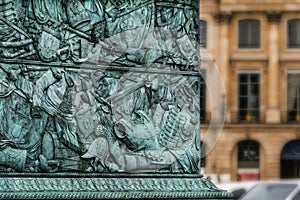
<box><xmin>0</xmin><ymin>174</ymin><xmax>233</xmax><ymax>199</ymax></box>
<box><xmin>0</xmin><ymin>0</ymin><xmax>232</xmax><ymax>199</ymax></box>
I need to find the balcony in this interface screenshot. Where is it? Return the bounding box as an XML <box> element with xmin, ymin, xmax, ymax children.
<box><xmin>201</xmin><ymin>111</ymin><xmax>262</xmax><ymax>124</ymax></box>
<box><xmin>231</xmin><ymin>111</ymin><xmax>262</xmax><ymax>123</ymax></box>
<box><xmin>285</xmin><ymin>110</ymin><xmax>300</xmax><ymax>123</ymax></box>
<box><xmin>200</xmin><ymin>111</ymin><xmax>300</xmax><ymax>124</ymax></box>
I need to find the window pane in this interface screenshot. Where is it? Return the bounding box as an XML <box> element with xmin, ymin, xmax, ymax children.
<box><xmin>240</xmin><ymin>84</ymin><xmax>248</xmax><ymax>96</ymax></box>
<box><xmin>288</xmin><ymin>73</ymin><xmax>300</xmax><ymax>122</ymax></box>
<box><xmin>239</xmin><ymin>20</ymin><xmax>260</xmax><ymax>48</ymax></box>
<box><xmin>239</xmin><ymin>74</ymin><xmax>248</xmax><ymax>83</ymax></box>
<box><xmin>231</xmin><ymin>189</ymin><xmax>247</xmax><ymax>199</ymax></box>
<box><xmin>243</xmin><ymin>184</ymin><xmax>297</xmax><ymax>200</ymax></box>
<box><xmin>250</xmin><ymin>22</ymin><xmax>260</xmax><ymax>48</ymax></box>
<box><xmin>249</xmin><ymin>96</ymin><xmax>259</xmax><ymax>108</ymax></box>
<box><xmin>251</xmin><ymin>84</ymin><xmax>259</xmax><ymax>95</ymax></box>
<box><xmin>238</xmin><ymin>140</ymin><xmax>259</xmax><ymax>168</ymax></box>
<box><xmin>288</xmin><ymin>19</ymin><xmax>300</xmax><ymax>48</ymax></box>
<box><xmin>238</xmin><ymin>141</ymin><xmax>259</xmax><ymax>161</ymax></box>
<box><xmin>238</xmin><ymin>74</ymin><xmax>260</xmax><ymax>122</ymax></box>
<box><xmin>239</xmin><ymin>97</ymin><xmax>248</xmax><ymax>109</ymax></box>
<box><xmin>292</xmin><ymin>190</ymin><xmax>300</xmax><ymax>200</ymax></box>
<box><xmin>251</xmin><ymin>74</ymin><xmax>259</xmax><ymax>82</ymax></box>
<box><xmin>200</xmin><ymin>20</ymin><xmax>207</xmax><ymax>48</ymax></box>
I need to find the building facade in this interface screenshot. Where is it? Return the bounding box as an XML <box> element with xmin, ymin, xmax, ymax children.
<box><xmin>200</xmin><ymin>0</ymin><xmax>300</xmax><ymax>182</ymax></box>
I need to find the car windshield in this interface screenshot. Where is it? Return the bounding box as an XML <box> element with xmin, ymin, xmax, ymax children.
<box><xmin>241</xmin><ymin>183</ymin><xmax>298</xmax><ymax>200</ymax></box>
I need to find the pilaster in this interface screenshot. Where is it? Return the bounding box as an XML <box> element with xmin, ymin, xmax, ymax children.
<box><xmin>215</xmin><ymin>12</ymin><xmax>232</xmax><ymax>122</ymax></box>
<box><xmin>266</xmin><ymin>12</ymin><xmax>281</xmax><ymax>123</ymax></box>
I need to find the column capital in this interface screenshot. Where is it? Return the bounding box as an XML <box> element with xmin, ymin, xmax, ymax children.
<box><xmin>267</xmin><ymin>11</ymin><xmax>281</xmax><ymax>24</ymax></box>
<box><xmin>215</xmin><ymin>12</ymin><xmax>232</xmax><ymax>24</ymax></box>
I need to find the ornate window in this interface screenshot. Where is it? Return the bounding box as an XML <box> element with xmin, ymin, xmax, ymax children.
<box><xmin>288</xmin><ymin>19</ymin><xmax>300</xmax><ymax>48</ymax></box>
<box><xmin>238</xmin><ymin>73</ymin><xmax>260</xmax><ymax>122</ymax></box>
<box><xmin>200</xmin><ymin>20</ymin><xmax>207</xmax><ymax>48</ymax></box>
<box><xmin>287</xmin><ymin>73</ymin><xmax>300</xmax><ymax>122</ymax></box>
<box><xmin>238</xmin><ymin>19</ymin><xmax>260</xmax><ymax>48</ymax></box>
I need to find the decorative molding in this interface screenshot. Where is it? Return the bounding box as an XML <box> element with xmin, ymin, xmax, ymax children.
<box><xmin>267</xmin><ymin>11</ymin><xmax>281</xmax><ymax>24</ymax></box>
<box><xmin>215</xmin><ymin>12</ymin><xmax>232</xmax><ymax>24</ymax></box>
<box><xmin>0</xmin><ymin>176</ymin><xmax>233</xmax><ymax>199</ymax></box>
<box><xmin>230</xmin><ymin>55</ymin><xmax>269</xmax><ymax>62</ymax></box>
<box><xmin>280</xmin><ymin>55</ymin><xmax>300</xmax><ymax>62</ymax></box>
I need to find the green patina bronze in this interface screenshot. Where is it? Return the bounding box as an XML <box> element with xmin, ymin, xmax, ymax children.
<box><xmin>0</xmin><ymin>0</ymin><xmax>232</xmax><ymax>199</ymax></box>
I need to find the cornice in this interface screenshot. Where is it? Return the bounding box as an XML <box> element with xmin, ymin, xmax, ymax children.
<box><xmin>230</xmin><ymin>55</ymin><xmax>269</xmax><ymax>62</ymax></box>
<box><xmin>201</xmin><ymin>123</ymin><xmax>300</xmax><ymax>129</ymax></box>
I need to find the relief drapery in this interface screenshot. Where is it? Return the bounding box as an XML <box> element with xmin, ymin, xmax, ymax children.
<box><xmin>0</xmin><ymin>0</ymin><xmax>200</xmax><ymax>174</ymax></box>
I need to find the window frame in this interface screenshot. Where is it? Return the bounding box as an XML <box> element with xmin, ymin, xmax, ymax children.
<box><xmin>238</xmin><ymin>19</ymin><xmax>261</xmax><ymax>49</ymax></box>
<box><xmin>200</xmin><ymin>20</ymin><xmax>207</xmax><ymax>48</ymax></box>
<box><xmin>287</xmin><ymin>19</ymin><xmax>300</xmax><ymax>49</ymax></box>
<box><xmin>238</xmin><ymin>73</ymin><xmax>260</xmax><ymax>123</ymax></box>
<box><xmin>238</xmin><ymin>140</ymin><xmax>260</xmax><ymax>169</ymax></box>
<box><xmin>287</xmin><ymin>73</ymin><xmax>300</xmax><ymax>122</ymax></box>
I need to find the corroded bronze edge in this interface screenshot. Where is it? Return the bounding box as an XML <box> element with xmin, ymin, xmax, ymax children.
<box><xmin>0</xmin><ymin>175</ymin><xmax>233</xmax><ymax>199</ymax></box>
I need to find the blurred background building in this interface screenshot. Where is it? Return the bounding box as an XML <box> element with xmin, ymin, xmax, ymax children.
<box><xmin>200</xmin><ymin>0</ymin><xmax>300</xmax><ymax>182</ymax></box>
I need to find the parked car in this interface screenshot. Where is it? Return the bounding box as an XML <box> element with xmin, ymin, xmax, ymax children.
<box><xmin>240</xmin><ymin>180</ymin><xmax>300</xmax><ymax>200</ymax></box>
<box><xmin>217</xmin><ymin>181</ymin><xmax>258</xmax><ymax>199</ymax></box>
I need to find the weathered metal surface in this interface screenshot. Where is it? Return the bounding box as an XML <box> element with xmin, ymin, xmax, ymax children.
<box><xmin>0</xmin><ymin>0</ymin><xmax>232</xmax><ymax>199</ymax></box>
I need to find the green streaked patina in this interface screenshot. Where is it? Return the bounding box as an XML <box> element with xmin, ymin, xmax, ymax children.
<box><xmin>0</xmin><ymin>0</ymin><xmax>233</xmax><ymax>199</ymax></box>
